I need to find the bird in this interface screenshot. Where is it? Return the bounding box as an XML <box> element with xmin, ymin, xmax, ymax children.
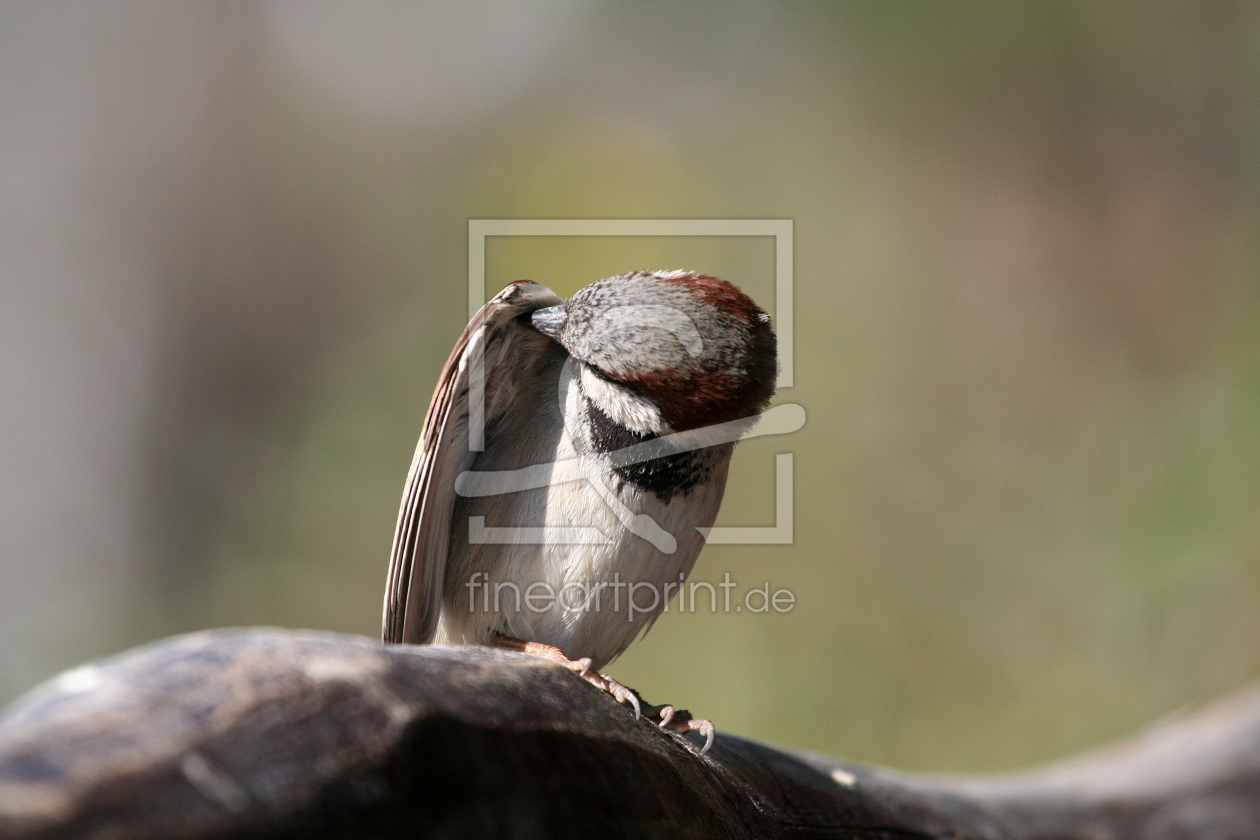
<box><xmin>383</xmin><ymin>270</ymin><xmax>777</xmax><ymax>752</ymax></box>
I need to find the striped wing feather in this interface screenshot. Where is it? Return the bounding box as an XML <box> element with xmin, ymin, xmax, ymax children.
<box><xmin>382</xmin><ymin>281</ymin><xmax>562</xmax><ymax>644</ymax></box>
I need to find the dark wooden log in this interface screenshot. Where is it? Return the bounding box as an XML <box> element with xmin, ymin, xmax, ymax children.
<box><xmin>0</xmin><ymin>628</ymin><xmax>1256</xmax><ymax>839</ymax></box>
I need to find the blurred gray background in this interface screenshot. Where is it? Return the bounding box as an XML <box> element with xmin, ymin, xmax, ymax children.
<box><xmin>2</xmin><ymin>1</ymin><xmax>1259</xmax><ymax>772</ymax></box>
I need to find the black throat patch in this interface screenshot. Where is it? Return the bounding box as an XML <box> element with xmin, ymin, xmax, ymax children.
<box><xmin>579</xmin><ymin>393</ymin><xmax>725</xmax><ymax>503</ymax></box>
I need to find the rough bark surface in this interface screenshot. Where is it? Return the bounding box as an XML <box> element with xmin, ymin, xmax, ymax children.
<box><xmin>0</xmin><ymin>628</ymin><xmax>1256</xmax><ymax>839</ymax></box>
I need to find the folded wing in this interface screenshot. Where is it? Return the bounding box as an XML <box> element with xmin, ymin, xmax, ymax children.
<box><xmin>383</xmin><ymin>281</ymin><xmax>563</xmax><ymax>644</ymax></box>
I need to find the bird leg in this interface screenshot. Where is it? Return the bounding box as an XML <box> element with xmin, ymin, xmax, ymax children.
<box><xmin>491</xmin><ymin>635</ymin><xmax>714</xmax><ymax>754</ymax></box>
<box><xmin>491</xmin><ymin>636</ymin><xmax>641</xmax><ymax>720</ymax></box>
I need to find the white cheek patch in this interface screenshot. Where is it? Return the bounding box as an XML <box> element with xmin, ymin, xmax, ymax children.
<box><xmin>580</xmin><ymin>364</ymin><xmax>670</xmax><ymax>436</ymax></box>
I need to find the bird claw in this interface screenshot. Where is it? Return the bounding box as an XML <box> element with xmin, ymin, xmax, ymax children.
<box><xmin>645</xmin><ymin>704</ymin><xmax>714</xmax><ymax>754</ymax></box>
<box><xmin>579</xmin><ymin>669</ymin><xmax>642</xmax><ymax>720</ymax></box>
<box><xmin>598</xmin><ymin>674</ymin><xmax>642</xmax><ymax>720</ymax></box>
<box><xmin>676</xmin><ymin>716</ymin><xmax>716</xmax><ymax>755</ymax></box>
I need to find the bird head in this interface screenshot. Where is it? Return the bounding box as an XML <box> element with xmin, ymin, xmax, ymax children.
<box><xmin>529</xmin><ymin>271</ymin><xmax>777</xmax><ymax>434</ymax></box>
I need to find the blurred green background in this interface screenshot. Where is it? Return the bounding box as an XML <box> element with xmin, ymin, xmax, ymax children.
<box><xmin>2</xmin><ymin>2</ymin><xmax>1259</xmax><ymax>773</ymax></box>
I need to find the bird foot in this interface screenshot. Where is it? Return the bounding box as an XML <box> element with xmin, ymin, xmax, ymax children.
<box><xmin>492</xmin><ymin>636</ymin><xmax>713</xmax><ymax>753</ymax></box>
<box><xmin>643</xmin><ymin>703</ymin><xmax>715</xmax><ymax>755</ymax></box>
<box><xmin>491</xmin><ymin>636</ymin><xmax>640</xmax><ymax>719</ymax></box>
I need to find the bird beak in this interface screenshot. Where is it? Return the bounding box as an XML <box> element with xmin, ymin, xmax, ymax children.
<box><xmin>530</xmin><ymin>305</ymin><xmax>567</xmax><ymax>340</ymax></box>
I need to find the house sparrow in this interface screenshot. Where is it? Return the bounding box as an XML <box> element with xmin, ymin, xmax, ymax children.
<box><xmin>383</xmin><ymin>270</ymin><xmax>777</xmax><ymax>753</ymax></box>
